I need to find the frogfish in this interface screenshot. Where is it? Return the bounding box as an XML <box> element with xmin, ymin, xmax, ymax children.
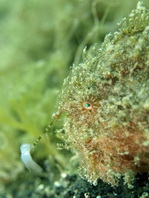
<box><xmin>56</xmin><ymin>2</ymin><xmax>149</xmax><ymax>186</ymax></box>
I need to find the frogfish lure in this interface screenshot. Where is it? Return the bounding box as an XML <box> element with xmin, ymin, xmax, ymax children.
<box><xmin>20</xmin><ymin>143</ymin><xmax>43</xmax><ymax>174</ymax></box>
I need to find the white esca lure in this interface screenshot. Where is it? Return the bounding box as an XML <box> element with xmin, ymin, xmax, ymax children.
<box><xmin>20</xmin><ymin>143</ymin><xmax>43</xmax><ymax>174</ymax></box>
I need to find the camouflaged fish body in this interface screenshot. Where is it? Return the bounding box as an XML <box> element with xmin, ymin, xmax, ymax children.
<box><xmin>58</xmin><ymin>2</ymin><xmax>149</xmax><ymax>186</ymax></box>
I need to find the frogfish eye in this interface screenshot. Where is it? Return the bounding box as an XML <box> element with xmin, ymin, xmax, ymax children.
<box><xmin>84</xmin><ymin>102</ymin><xmax>92</xmax><ymax>110</ymax></box>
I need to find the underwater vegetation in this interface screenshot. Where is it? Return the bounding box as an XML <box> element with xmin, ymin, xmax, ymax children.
<box><xmin>56</xmin><ymin>2</ymin><xmax>149</xmax><ymax>187</ymax></box>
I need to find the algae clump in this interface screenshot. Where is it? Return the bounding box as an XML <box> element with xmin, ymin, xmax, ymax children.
<box><xmin>57</xmin><ymin>2</ymin><xmax>149</xmax><ymax>186</ymax></box>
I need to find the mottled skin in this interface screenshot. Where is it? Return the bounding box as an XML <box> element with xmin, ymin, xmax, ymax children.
<box><xmin>57</xmin><ymin>3</ymin><xmax>149</xmax><ymax>186</ymax></box>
